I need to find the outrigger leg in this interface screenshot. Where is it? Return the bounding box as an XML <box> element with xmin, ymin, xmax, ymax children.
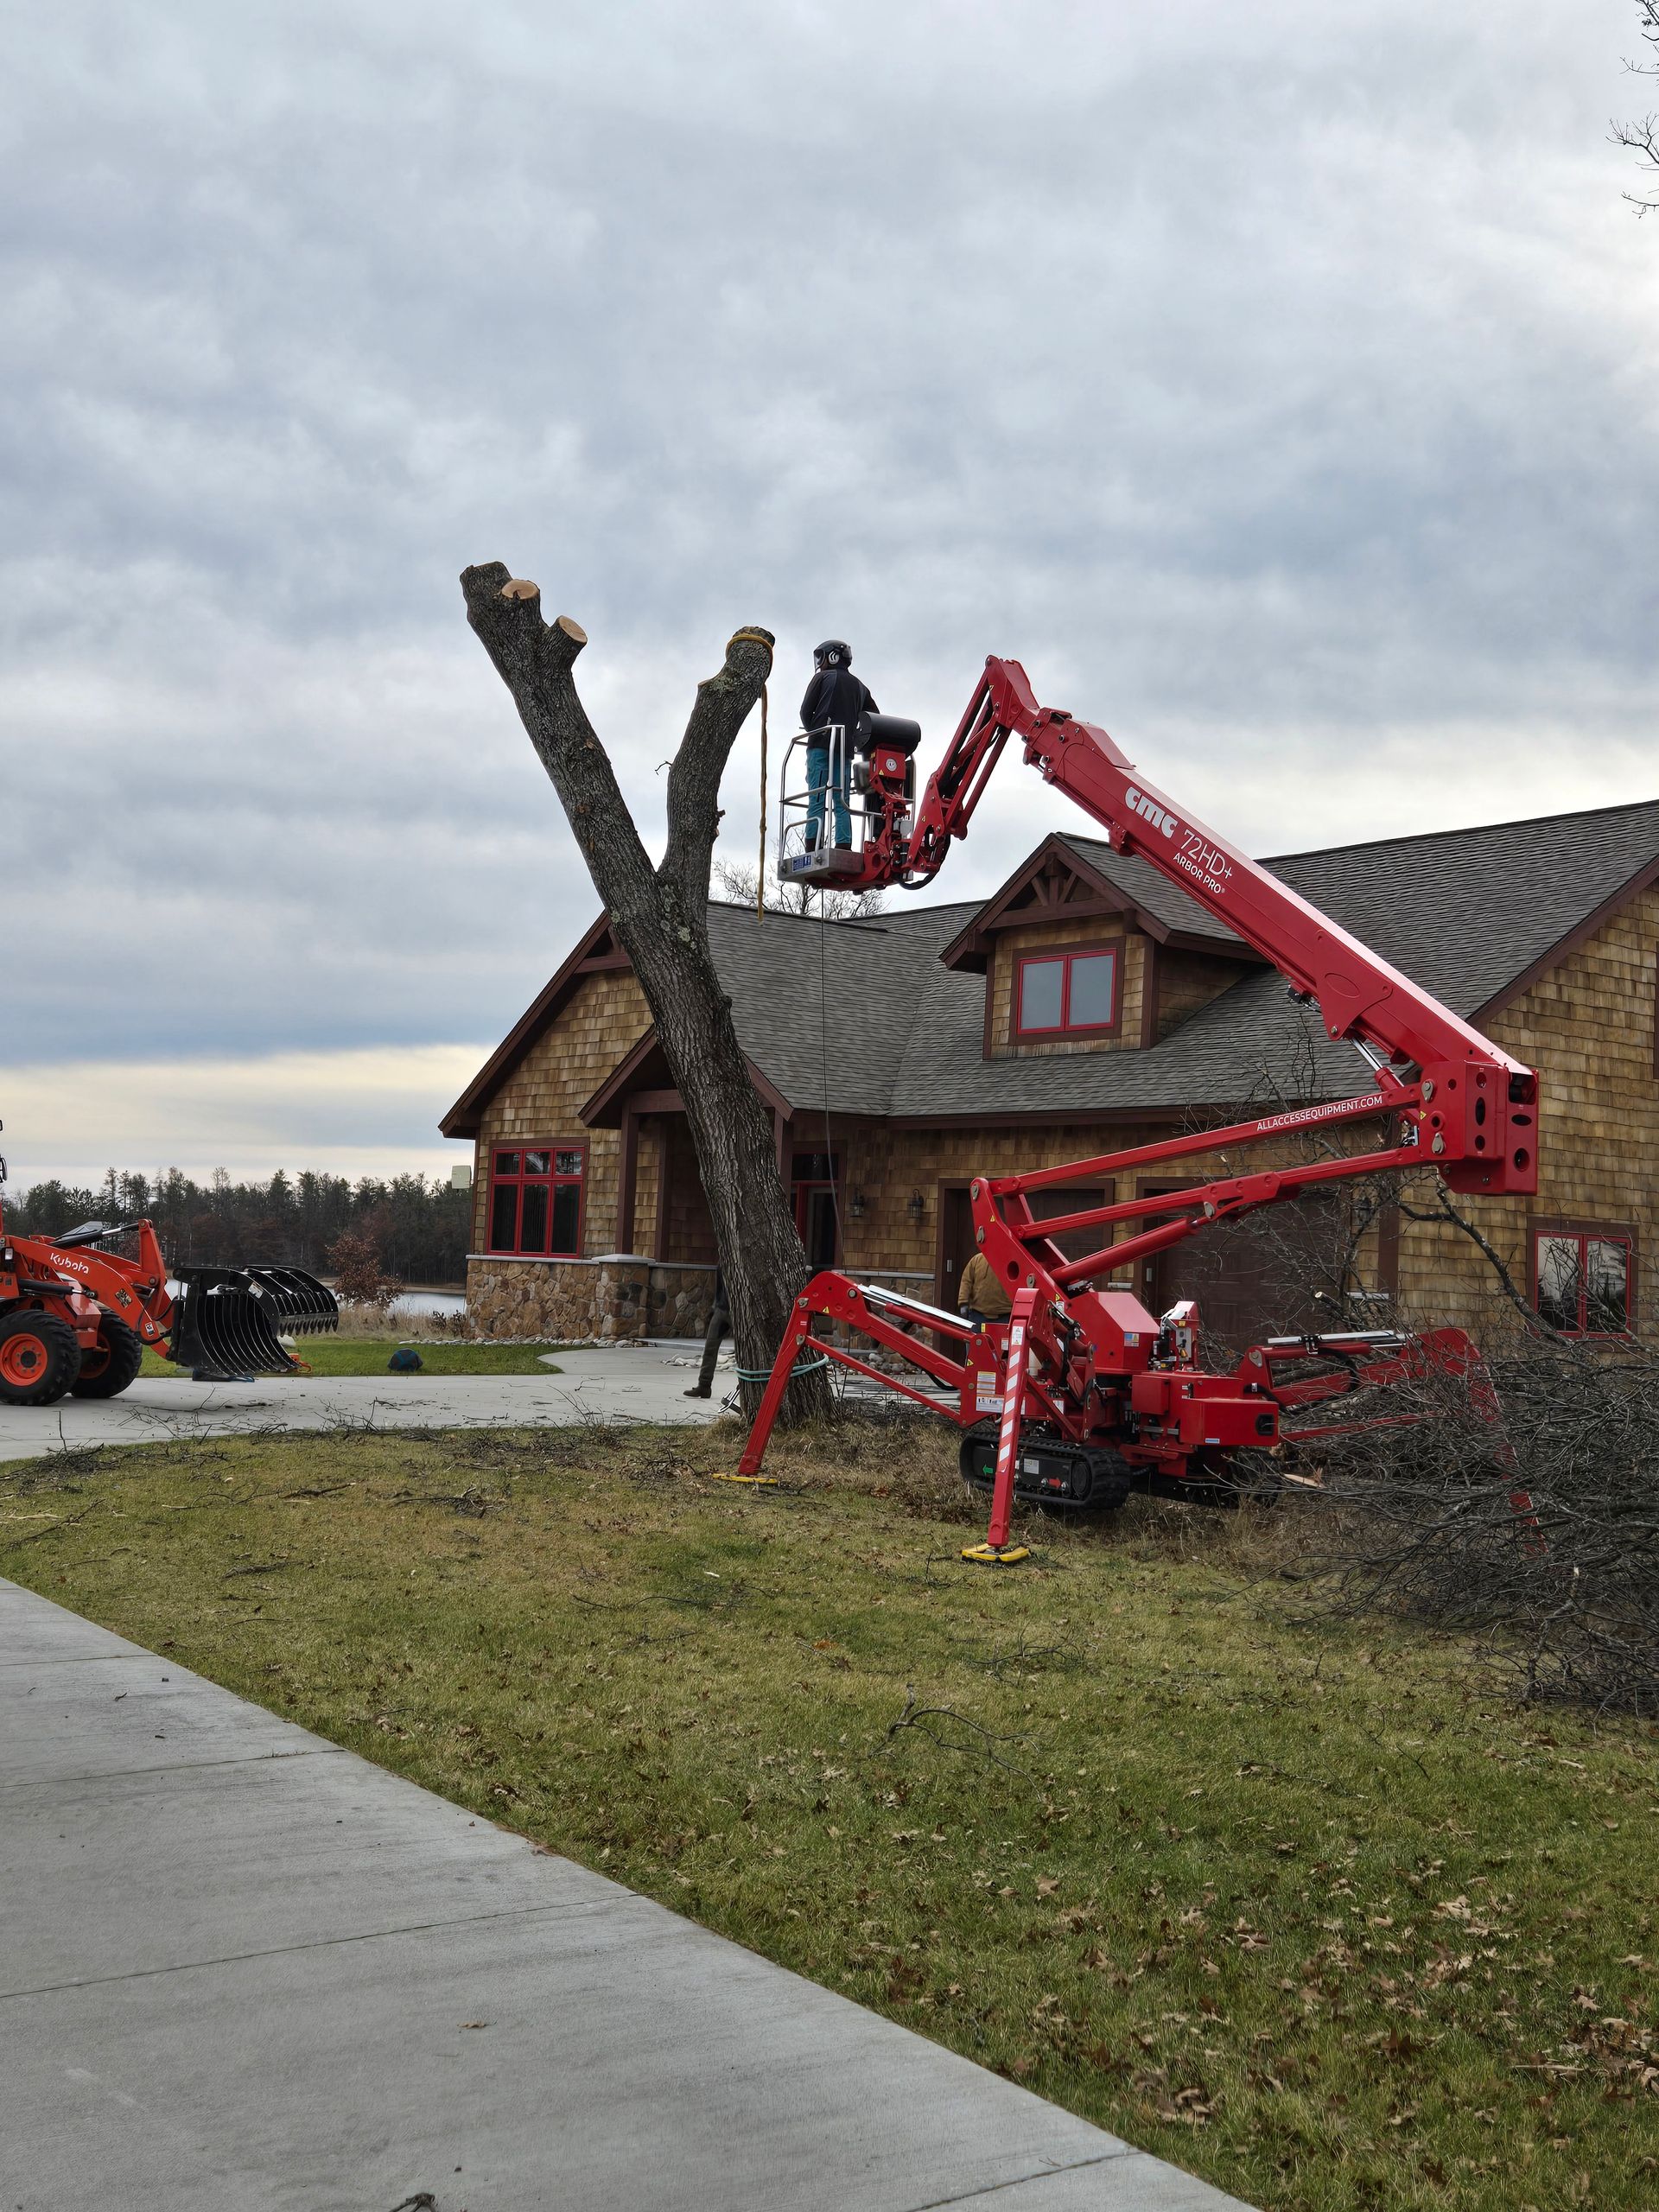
<box><xmin>721</xmin><ymin>1302</ymin><xmax>816</xmax><ymax>1484</ymax></box>
<box><xmin>732</xmin><ymin>1273</ymin><xmax>1037</xmax><ymax>1565</ymax></box>
<box><xmin>960</xmin><ymin>1285</ymin><xmax>1036</xmax><ymax>1567</ymax></box>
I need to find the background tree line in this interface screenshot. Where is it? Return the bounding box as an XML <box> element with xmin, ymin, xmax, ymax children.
<box><xmin>5</xmin><ymin>1169</ymin><xmax>472</xmax><ymax>1286</ymax></box>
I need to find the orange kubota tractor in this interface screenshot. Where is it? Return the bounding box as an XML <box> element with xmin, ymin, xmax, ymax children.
<box><xmin>0</xmin><ymin>1130</ymin><xmax>338</xmax><ymax>1406</ymax></box>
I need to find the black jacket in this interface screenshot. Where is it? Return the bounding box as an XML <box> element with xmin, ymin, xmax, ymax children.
<box><xmin>800</xmin><ymin>667</ymin><xmax>877</xmax><ymax>738</ymax></box>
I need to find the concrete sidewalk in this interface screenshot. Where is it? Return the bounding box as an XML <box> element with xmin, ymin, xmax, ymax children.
<box><xmin>0</xmin><ymin>1344</ymin><xmax>723</xmax><ymax>1466</ymax></box>
<box><xmin>0</xmin><ymin>1576</ymin><xmax>1255</xmax><ymax>2212</ymax></box>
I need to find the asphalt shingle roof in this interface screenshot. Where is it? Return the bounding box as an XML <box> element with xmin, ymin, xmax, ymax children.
<box><xmin>1266</xmin><ymin>803</ymin><xmax>1659</xmax><ymax>1017</ymax></box>
<box><xmin>709</xmin><ymin>898</ymin><xmax>981</xmax><ymax>1119</ymax></box>
<box><xmin>1055</xmin><ymin>835</ymin><xmax>1243</xmax><ymax>945</ymax></box>
<box><xmin>709</xmin><ymin>799</ymin><xmax>1659</xmax><ymax>1120</ymax></box>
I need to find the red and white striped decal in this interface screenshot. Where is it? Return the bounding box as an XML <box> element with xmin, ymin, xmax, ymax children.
<box><xmin>986</xmin><ymin>1289</ymin><xmax>1038</xmax><ymax>1551</ymax></box>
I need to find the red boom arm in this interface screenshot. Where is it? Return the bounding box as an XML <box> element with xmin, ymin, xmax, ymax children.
<box><xmin>859</xmin><ymin>657</ymin><xmax>1536</xmax><ymax>1198</ymax></box>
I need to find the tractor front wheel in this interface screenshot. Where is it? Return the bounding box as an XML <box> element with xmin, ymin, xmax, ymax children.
<box><xmin>0</xmin><ymin>1311</ymin><xmax>84</xmax><ymax>1406</ymax></box>
<box><xmin>71</xmin><ymin>1314</ymin><xmax>144</xmax><ymax>1400</ymax></box>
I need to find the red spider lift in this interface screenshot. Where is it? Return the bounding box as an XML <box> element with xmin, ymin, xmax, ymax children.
<box><xmin>740</xmin><ymin>658</ymin><xmax>1538</xmax><ymax>1562</ymax></box>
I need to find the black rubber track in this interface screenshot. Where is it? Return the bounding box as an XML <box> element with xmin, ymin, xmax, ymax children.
<box><xmin>957</xmin><ymin>1418</ymin><xmax>1132</xmax><ymax>1513</ymax></box>
<box><xmin>70</xmin><ymin>1313</ymin><xmax>145</xmax><ymax>1400</ymax></box>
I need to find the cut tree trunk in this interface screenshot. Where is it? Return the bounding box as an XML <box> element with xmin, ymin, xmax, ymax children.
<box><xmin>461</xmin><ymin>563</ymin><xmax>829</xmax><ymax>1421</ymax></box>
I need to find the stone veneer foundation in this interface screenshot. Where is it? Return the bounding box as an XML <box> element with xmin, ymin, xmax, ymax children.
<box><xmin>465</xmin><ymin>1257</ymin><xmax>937</xmax><ymax>1351</ymax></box>
<box><xmin>466</xmin><ymin>1255</ymin><xmax>719</xmax><ymax>1343</ymax></box>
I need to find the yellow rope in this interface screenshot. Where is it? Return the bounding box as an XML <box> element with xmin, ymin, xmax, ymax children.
<box><xmin>756</xmin><ymin>680</ymin><xmax>768</xmax><ymax>921</ymax></box>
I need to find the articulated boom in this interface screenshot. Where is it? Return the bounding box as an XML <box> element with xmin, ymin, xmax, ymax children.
<box><xmin>830</xmin><ymin>657</ymin><xmax>1537</xmax><ymax>1198</ymax></box>
<box><xmin>741</xmin><ymin>659</ymin><xmax>1535</xmax><ymax>1558</ymax></box>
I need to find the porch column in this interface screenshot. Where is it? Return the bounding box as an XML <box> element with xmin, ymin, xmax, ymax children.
<box><xmin>617</xmin><ymin>1107</ymin><xmax>639</xmax><ymax>1255</ymax></box>
<box><xmin>653</xmin><ymin>1123</ymin><xmax>671</xmax><ymax>1261</ymax></box>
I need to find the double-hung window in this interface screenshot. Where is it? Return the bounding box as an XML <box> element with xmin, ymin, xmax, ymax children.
<box><xmin>1534</xmin><ymin>1227</ymin><xmax>1632</xmax><ymax>1337</ymax></box>
<box><xmin>488</xmin><ymin>1145</ymin><xmax>586</xmax><ymax>1256</ymax></box>
<box><xmin>1014</xmin><ymin>944</ymin><xmax>1121</xmax><ymax>1040</ymax></box>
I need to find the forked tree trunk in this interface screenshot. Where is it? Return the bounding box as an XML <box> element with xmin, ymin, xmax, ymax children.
<box><xmin>461</xmin><ymin>564</ymin><xmax>828</xmax><ymax>1420</ymax></box>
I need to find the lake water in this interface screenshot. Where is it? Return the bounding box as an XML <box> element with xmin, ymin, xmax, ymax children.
<box><xmin>388</xmin><ymin>1289</ymin><xmax>468</xmax><ymax>1319</ymax></box>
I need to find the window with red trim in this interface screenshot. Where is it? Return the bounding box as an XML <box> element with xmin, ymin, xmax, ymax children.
<box><xmin>1014</xmin><ymin>945</ymin><xmax>1120</xmax><ymax>1039</ymax></box>
<box><xmin>1534</xmin><ymin>1227</ymin><xmax>1632</xmax><ymax>1336</ymax></box>
<box><xmin>488</xmin><ymin>1144</ymin><xmax>586</xmax><ymax>1255</ymax></box>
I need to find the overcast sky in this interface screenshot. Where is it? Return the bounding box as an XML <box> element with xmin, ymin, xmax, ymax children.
<box><xmin>4</xmin><ymin>0</ymin><xmax>1655</xmax><ymax>1191</ymax></box>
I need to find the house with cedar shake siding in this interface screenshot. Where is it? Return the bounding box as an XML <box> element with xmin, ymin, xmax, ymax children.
<box><xmin>441</xmin><ymin>802</ymin><xmax>1659</xmax><ymax>1351</ymax></box>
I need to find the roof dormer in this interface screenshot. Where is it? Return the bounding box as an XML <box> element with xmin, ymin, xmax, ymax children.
<box><xmin>939</xmin><ymin>834</ymin><xmax>1265</xmax><ymax>1060</ymax></box>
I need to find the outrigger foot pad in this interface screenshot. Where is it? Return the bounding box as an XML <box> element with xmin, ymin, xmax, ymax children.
<box><xmin>961</xmin><ymin>1542</ymin><xmax>1030</xmax><ymax>1567</ymax></box>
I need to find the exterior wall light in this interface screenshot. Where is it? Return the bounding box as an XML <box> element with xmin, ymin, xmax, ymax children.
<box><xmin>848</xmin><ymin>1188</ymin><xmax>867</xmax><ymax>1220</ymax></box>
<box><xmin>906</xmin><ymin>1190</ymin><xmax>926</xmax><ymax>1225</ymax></box>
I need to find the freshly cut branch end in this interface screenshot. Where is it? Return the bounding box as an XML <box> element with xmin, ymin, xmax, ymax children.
<box><xmin>701</xmin><ymin>624</ymin><xmax>774</xmax><ymax>691</ymax></box>
<box><xmin>461</xmin><ymin>563</ymin><xmax>588</xmax><ymax>681</ymax></box>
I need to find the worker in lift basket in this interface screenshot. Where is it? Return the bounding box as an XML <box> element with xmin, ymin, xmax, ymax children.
<box><xmin>799</xmin><ymin>639</ymin><xmax>878</xmax><ymax>851</ymax></box>
<box><xmin>957</xmin><ymin>1250</ymin><xmax>1013</xmax><ymax>1328</ymax></box>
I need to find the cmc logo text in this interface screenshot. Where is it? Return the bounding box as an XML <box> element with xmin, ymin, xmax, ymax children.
<box><xmin>1124</xmin><ymin>785</ymin><xmax>1177</xmax><ymax>838</ymax></box>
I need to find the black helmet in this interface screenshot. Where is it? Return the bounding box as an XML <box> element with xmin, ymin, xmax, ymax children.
<box><xmin>814</xmin><ymin>639</ymin><xmax>851</xmax><ymax>670</ymax></box>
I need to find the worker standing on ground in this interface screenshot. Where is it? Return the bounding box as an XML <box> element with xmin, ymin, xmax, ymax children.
<box><xmin>957</xmin><ymin>1249</ymin><xmax>1013</xmax><ymax>1327</ymax></box>
<box><xmin>684</xmin><ymin>1268</ymin><xmax>730</xmax><ymax>1398</ymax></box>
<box><xmin>799</xmin><ymin>639</ymin><xmax>877</xmax><ymax>852</ymax></box>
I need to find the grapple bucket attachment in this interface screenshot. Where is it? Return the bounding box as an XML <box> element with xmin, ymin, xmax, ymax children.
<box><xmin>238</xmin><ymin>1267</ymin><xmax>340</xmax><ymax>1337</ymax></box>
<box><xmin>170</xmin><ymin>1266</ymin><xmax>339</xmax><ymax>1377</ymax></box>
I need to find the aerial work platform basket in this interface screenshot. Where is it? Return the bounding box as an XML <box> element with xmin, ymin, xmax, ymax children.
<box><xmin>778</xmin><ymin>715</ymin><xmax>922</xmax><ymax>889</ymax></box>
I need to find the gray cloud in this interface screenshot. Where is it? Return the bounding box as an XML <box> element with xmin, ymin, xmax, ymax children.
<box><xmin>4</xmin><ymin>0</ymin><xmax>1656</xmax><ymax>1110</ymax></box>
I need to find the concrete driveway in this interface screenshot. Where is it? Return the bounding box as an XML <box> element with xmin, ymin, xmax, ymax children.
<box><xmin>0</xmin><ymin>1345</ymin><xmax>724</xmax><ymax>1465</ymax></box>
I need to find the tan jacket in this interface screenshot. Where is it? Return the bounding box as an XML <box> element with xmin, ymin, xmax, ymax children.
<box><xmin>957</xmin><ymin>1251</ymin><xmax>1013</xmax><ymax>1319</ymax></box>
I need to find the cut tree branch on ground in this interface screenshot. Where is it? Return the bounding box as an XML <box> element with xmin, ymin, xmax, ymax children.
<box><xmin>887</xmin><ymin>1685</ymin><xmax>1031</xmax><ymax>1772</ymax></box>
<box><xmin>460</xmin><ymin>566</ymin><xmax>828</xmax><ymax>1421</ymax></box>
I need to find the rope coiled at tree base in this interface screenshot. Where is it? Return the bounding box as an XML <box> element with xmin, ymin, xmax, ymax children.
<box><xmin>734</xmin><ymin>1355</ymin><xmax>830</xmax><ymax>1382</ymax></box>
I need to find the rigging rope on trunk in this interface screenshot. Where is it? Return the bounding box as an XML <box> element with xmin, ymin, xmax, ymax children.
<box><xmin>756</xmin><ymin>679</ymin><xmax>768</xmax><ymax>920</ymax></box>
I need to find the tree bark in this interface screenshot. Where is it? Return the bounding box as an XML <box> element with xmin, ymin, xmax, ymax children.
<box><xmin>461</xmin><ymin>563</ymin><xmax>827</xmax><ymax>1419</ymax></box>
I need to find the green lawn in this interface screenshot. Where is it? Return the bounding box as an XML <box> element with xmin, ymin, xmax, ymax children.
<box><xmin>3</xmin><ymin>1419</ymin><xmax>1655</xmax><ymax>2212</ymax></box>
<box><xmin>137</xmin><ymin>1336</ymin><xmax>563</xmax><ymax>1378</ymax></box>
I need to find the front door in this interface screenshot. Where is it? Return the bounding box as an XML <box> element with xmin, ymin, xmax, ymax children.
<box><xmin>1027</xmin><ymin>1184</ymin><xmax>1107</xmax><ymax>1265</ymax></box>
<box><xmin>938</xmin><ymin>1183</ymin><xmax>976</xmax><ymax>1313</ymax></box>
<box><xmin>936</xmin><ymin>1182</ymin><xmax>1106</xmax><ymax>1315</ymax></box>
<box><xmin>791</xmin><ymin>1152</ymin><xmax>841</xmax><ymax>1270</ymax></box>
